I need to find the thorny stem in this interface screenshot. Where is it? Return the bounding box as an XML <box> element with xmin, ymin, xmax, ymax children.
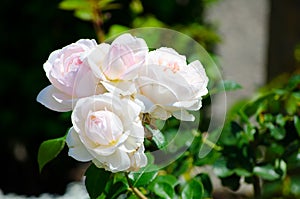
<box><xmin>201</xmin><ymin>131</ymin><xmax>222</xmax><ymax>151</ymax></box>
<box><xmin>125</xmin><ymin>173</ymin><xmax>148</xmax><ymax>199</ymax></box>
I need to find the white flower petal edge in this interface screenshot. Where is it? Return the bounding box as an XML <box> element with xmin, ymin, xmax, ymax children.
<box><xmin>66</xmin><ymin>127</ymin><xmax>93</xmax><ymax>161</ymax></box>
<box><xmin>37</xmin><ymin>85</ymin><xmax>73</xmax><ymax>112</ymax></box>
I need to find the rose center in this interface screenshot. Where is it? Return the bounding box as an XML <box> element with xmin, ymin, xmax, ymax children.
<box><xmin>86</xmin><ymin>110</ymin><xmax>123</xmax><ymax>146</ymax></box>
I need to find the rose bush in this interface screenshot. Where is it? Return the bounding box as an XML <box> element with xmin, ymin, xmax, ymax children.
<box><xmin>66</xmin><ymin>93</ymin><xmax>147</xmax><ymax>172</ymax></box>
<box><xmin>37</xmin><ymin>39</ymin><xmax>105</xmax><ymax>112</ymax></box>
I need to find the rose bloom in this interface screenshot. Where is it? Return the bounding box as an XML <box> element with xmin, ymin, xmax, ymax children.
<box><xmin>66</xmin><ymin>93</ymin><xmax>147</xmax><ymax>172</ymax></box>
<box><xmin>136</xmin><ymin>47</ymin><xmax>208</xmax><ymax>121</ymax></box>
<box><xmin>37</xmin><ymin>39</ymin><xmax>105</xmax><ymax>112</ymax></box>
<box><xmin>88</xmin><ymin>34</ymin><xmax>148</xmax><ymax>95</ymax></box>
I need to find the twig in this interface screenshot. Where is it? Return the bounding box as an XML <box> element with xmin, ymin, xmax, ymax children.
<box><xmin>90</xmin><ymin>0</ymin><xmax>105</xmax><ymax>42</ymax></box>
<box><xmin>125</xmin><ymin>173</ymin><xmax>148</xmax><ymax>199</ymax></box>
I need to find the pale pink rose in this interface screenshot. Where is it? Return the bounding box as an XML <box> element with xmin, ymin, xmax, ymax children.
<box><xmin>37</xmin><ymin>39</ymin><xmax>105</xmax><ymax>112</ymax></box>
<box><xmin>66</xmin><ymin>93</ymin><xmax>147</xmax><ymax>172</ymax></box>
<box><xmin>136</xmin><ymin>47</ymin><xmax>208</xmax><ymax>121</ymax></box>
<box><xmin>88</xmin><ymin>34</ymin><xmax>148</xmax><ymax>95</ymax></box>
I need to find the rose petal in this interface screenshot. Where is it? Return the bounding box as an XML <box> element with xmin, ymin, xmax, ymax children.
<box><xmin>129</xmin><ymin>145</ymin><xmax>147</xmax><ymax>171</ymax></box>
<box><xmin>101</xmin><ymin>81</ymin><xmax>136</xmax><ymax>96</ymax></box>
<box><xmin>66</xmin><ymin>127</ymin><xmax>93</xmax><ymax>161</ymax></box>
<box><xmin>172</xmin><ymin>109</ymin><xmax>195</xmax><ymax>121</ymax></box>
<box><xmin>88</xmin><ymin>43</ymin><xmax>111</xmax><ymax>80</ymax></box>
<box><xmin>37</xmin><ymin>85</ymin><xmax>73</xmax><ymax>112</ymax></box>
<box><xmin>92</xmin><ymin>150</ymin><xmax>131</xmax><ymax>173</ymax></box>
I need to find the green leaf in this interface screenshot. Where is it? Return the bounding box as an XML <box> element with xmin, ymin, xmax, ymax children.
<box><xmin>285</xmin><ymin>94</ymin><xmax>298</xmax><ymax>115</ymax></box>
<box><xmin>153</xmin><ymin>182</ymin><xmax>175</xmax><ymax>199</ymax></box>
<box><xmin>107</xmin><ymin>25</ymin><xmax>130</xmax><ymax>39</ymax></box>
<box><xmin>266</xmin><ymin>123</ymin><xmax>286</xmax><ymax>140</ymax></box>
<box><xmin>253</xmin><ymin>164</ymin><xmax>280</xmax><ymax>181</ymax></box>
<box><xmin>127</xmin><ymin>194</ymin><xmax>139</xmax><ymax>199</ymax></box>
<box><xmin>213</xmin><ymin>158</ymin><xmax>234</xmax><ymax>178</ymax></box>
<box><xmin>150</xmin><ymin>175</ymin><xmax>178</xmax><ymax>189</ymax></box>
<box><xmin>287</xmin><ymin>75</ymin><xmax>300</xmax><ymax>90</ymax></box>
<box><xmin>244</xmin><ymin>124</ymin><xmax>256</xmax><ymax>141</ymax></box>
<box><xmin>146</xmin><ymin>125</ymin><xmax>166</xmax><ymax>149</ymax></box>
<box><xmin>59</xmin><ymin>0</ymin><xmax>90</xmax><ymax>10</ymax></box>
<box><xmin>223</xmin><ymin>80</ymin><xmax>243</xmax><ymax>91</ymax></box>
<box><xmin>149</xmin><ymin>175</ymin><xmax>178</xmax><ymax>197</ymax></box>
<box><xmin>276</xmin><ymin>114</ymin><xmax>286</xmax><ymax>127</ymax></box>
<box><xmin>275</xmin><ymin>159</ymin><xmax>287</xmax><ymax>179</ymax></box>
<box><xmin>130</xmin><ymin>0</ymin><xmax>143</xmax><ymax>14</ymax></box>
<box><xmin>290</xmin><ymin>176</ymin><xmax>300</xmax><ymax>196</ymax></box>
<box><xmin>105</xmin><ymin>181</ymin><xmax>128</xmax><ymax>199</ymax></box>
<box><xmin>268</xmin><ymin>143</ymin><xmax>285</xmax><ymax>156</ymax></box>
<box><xmin>196</xmin><ymin>173</ymin><xmax>213</xmax><ymax>197</ymax></box>
<box><xmin>85</xmin><ymin>164</ymin><xmax>112</xmax><ymax>199</ymax></box>
<box><xmin>181</xmin><ymin>178</ymin><xmax>204</xmax><ymax>199</ymax></box>
<box><xmin>74</xmin><ymin>9</ymin><xmax>93</xmax><ymax>21</ymax></box>
<box><xmin>210</xmin><ymin>80</ymin><xmax>242</xmax><ymax>95</ymax></box>
<box><xmin>129</xmin><ymin>169</ymin><xmax>158</xmax><ymax>187</ymax></box>
<box><xmin>37</xmin><ymin>136</ymin><xmax>66</xmax><ymax>172</ymax></box>
<box><xmin>295</xmin><ymin>116</ymin><xmax>300</xmax><ymax>136</ymax></box>
<box><xmin>129</xmin><ymin>155</ymin><xmax>158</xmax><ymax>187</ymax></box>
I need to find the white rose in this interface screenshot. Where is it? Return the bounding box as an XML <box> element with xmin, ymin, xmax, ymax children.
<box><xmin>66</xmin><ymin>93</ymin><xmax>147</xmax><ymax>172</ymax></box>
<box><xmin>88</xmin><ymin>34</ymin><xmax>148</xmax><ymax>95</ymax></box>
<box><xmin>136</xmin><ymin>47</ymin><xmax>208</xmax><ymax>121</ymax></box>
<box><xmin>37</xmin><ymin>39</ymin><xmax>105</xmax><ymax>112</ymax></box>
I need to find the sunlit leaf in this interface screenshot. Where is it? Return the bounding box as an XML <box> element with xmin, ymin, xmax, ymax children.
<box><xmin>146</xmin><ymin>125</ymin><xmax>166</xmax><ymax>149</ymax></box>
<box><xmin>150</xmin><ymin>175</ymin><xmax>178</xmax><ymax>189</ymax></box>
<box><xmin>285</xmin><ymin>94</ymin><xmax>299</xmax><ymax>115</ymax></box>
<box><xmin>38</xmin><ymin>136</ymin><xmax>66</xmax><ymax>172</ymax></box>
<box><xmin>107</xmin><ymin>25</ymin><xmax>130</xmax><ymax>39</ymax></box>
<box><xmin>290</xmin><ymin>176</ymin><xmax>300</xmax><ymax>196</ymax></box>
<box><xmin>129</xmin><ymin>155</ymin><xmax>158</xmax><ymax>187</ymax></box>
<box><xmin>74</xmin><ymin>9</ymin><xmax>93</xmax><ymax>21</ymax></box>
<box><xmin>276</xmin><ymin>114</ymin><xmax>286</xmax><ymax>127</ymax></box>
<box><xmin>153</xmin><ymin>182</ymin><xmax>175</xmax><ymax>199</ymax></box>
<box><xmin>210</xmin><ymin>80</ymin><xmax>242</xmax><ymax>95</ymax></box>
<box><xmin>213</xmin><ymin>158</ymin><xmax>234</xmax><ymax>178</ymax></box>
<box><xmin>266</xmin><ymin>123</ymin><xmax>286</xmax><ymax>140</ymax></box>
<box><xmin>295</xmin><ymin>116</ymin><xmax>300</xmax><ymax>136</ymax></box>
<box><xmin>253</xmin><ymin>164</ymin><xmax>280</xmax><ymax>181</ymax></box>
<box><xmin>181</xmin><ymin>178</ymin><xmax>204</xmax><ymax>199</ymax></box>
<box><xmin>130</xmin><ymin>0</ymin><xmax>143</xmax><ymax>14</ymax></box>
<box><xmin>59</xmin><ymin>0</ymin><xmax>90</xmax><ymax>10</ymax></box>
<box><xmin>287</xmin><ymin>75</ymin><xmax>300</xmax><ymax>90</ymax></box>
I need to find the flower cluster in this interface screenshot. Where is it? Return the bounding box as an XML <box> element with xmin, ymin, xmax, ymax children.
<box><xmin>37</xmin><ymin>33</ymin><xmax>208</xmax><ymax>173</ymax></box>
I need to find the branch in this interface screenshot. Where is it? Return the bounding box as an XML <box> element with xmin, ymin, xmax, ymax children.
<box><xmin>125</xmin><ymin>173</ymin><xmax>148</xmax><ymax>199</ymax></box>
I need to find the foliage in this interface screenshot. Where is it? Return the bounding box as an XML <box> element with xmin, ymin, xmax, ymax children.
<box><xmin>215</xmin><ymin>74</ymin><xmax>300</xmax><ymax>198</ymax></box>
<box><xmin>38</xmin><ymin>134</ymin><xmax>66</xmax><ymax>173</ymax></box>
